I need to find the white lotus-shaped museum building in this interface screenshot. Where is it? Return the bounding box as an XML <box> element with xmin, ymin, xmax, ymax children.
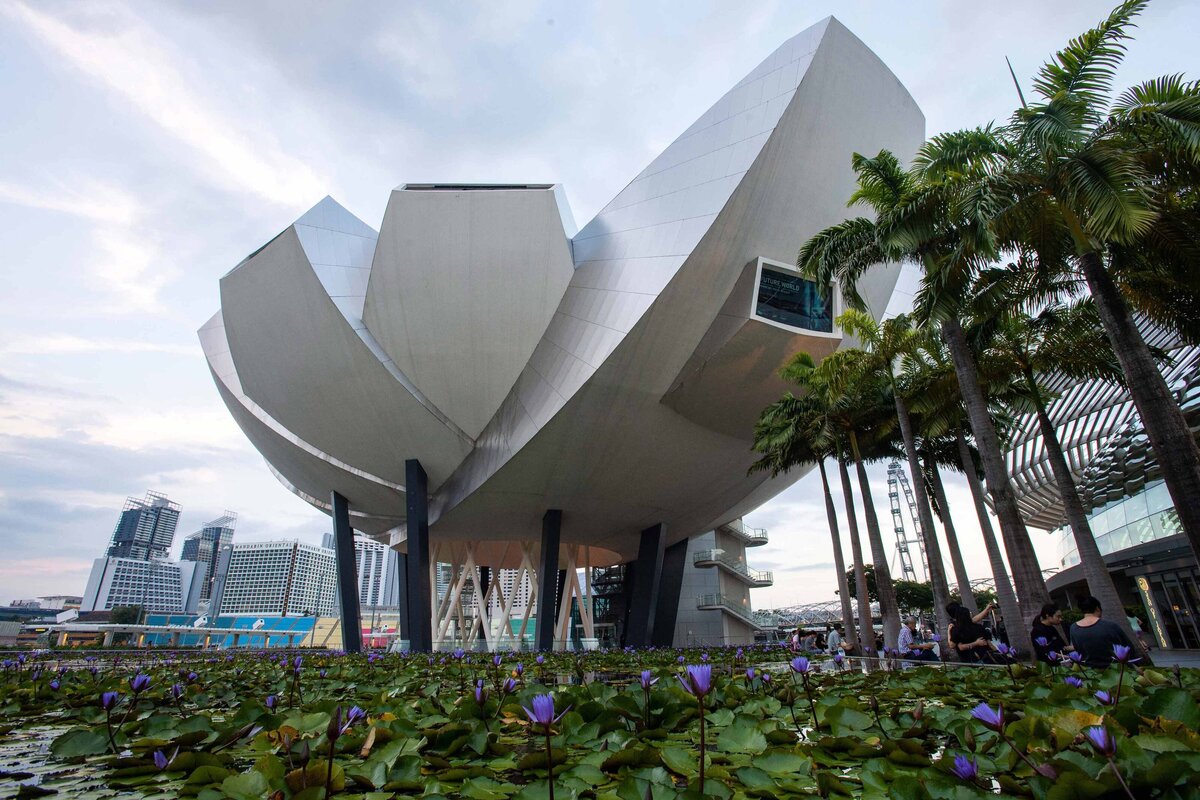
<box><xmin>200</xmin><ymin>17</ymin><xmax>923</xmax><ymax>650</ymax></box>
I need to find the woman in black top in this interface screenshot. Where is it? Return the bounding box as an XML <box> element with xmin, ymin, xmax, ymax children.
<box><xmin>951</xmin><ymin>605</ymin><xmax>993</xmax><ymax>663</ymax></box>
<box><xmin>1029</xmin><ymin>602</ymin><xmax>1073</xmax><ymax>663</ymax></box>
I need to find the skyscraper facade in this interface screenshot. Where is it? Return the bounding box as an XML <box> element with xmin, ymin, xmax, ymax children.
<box><xmin>106</xmin><ymin>491</ymin><xmax>181</xmax><ymax>561</ymax></box>
<box><xmin>181</xmin><ymin>512</ymin><xmax>237</xmax><ymax>601</ymax></box>
<box><xmin>211</xmin><ymin>540</ymin><xmax>337</xmax><ymax>617</ymax></box>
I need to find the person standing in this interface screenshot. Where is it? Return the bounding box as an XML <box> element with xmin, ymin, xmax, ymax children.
<box><xmin>1070</xmin><ymin>596</ymin><xmax>1135</xmax><ymax>669</ymax></box>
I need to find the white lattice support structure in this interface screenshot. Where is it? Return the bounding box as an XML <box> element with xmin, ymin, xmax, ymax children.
<box><xmin>429</xmin><ymin>541</ymin><xmax>601</xmax><ymax>651</ymax></box>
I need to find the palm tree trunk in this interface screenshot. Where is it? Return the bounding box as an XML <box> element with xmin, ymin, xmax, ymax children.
<box><xmin>893</xmin><ymin>395</ymin><xmax>954</xmax><ymax>641</ymax></box>
<box><xmin>818</xmin><ymin>459</ymin><xmax>859</xmax><ymax>651</ymax></box>
<box><xmin>940</xmin><ymin>317</ymin><xmax>1050</xmax><ymax>626</ymax></box>
<box><xmin>848</xmin><ymin>431</ymin><xmax>902</xmax><ymax>653</ymax></box>
<box><xmin>956</xmin><ymin>432</ymin><xmax>1023</xmax><ymax>646</ymax></box>
<box><xmin>1025</xmin><ymin>367</ymin><xmax>1152</xmax><ymax>664</ymax></box>
<box><xmin>1081</xmin><ymin>252</ymin><xmax>1200</xmax><ymax>566</ymax></box>
<box><xmin>837</xmin><ymin>452</ymin><xmax>875</xmax><ymax>650</ymax></box>
<box><xmin>925</xmin><ymin>455</ymin><xmax>977</xmax><ymax>615</ymax></box>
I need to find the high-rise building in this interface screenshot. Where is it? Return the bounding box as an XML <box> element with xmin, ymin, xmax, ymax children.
<box><xmin>210</xmin><ymin>540</ymin><xmax>337</xmax><ymax>617</ymax></box>
<box><xmin>181</xmin><ymin>512</ymin><xmax>237</xmax><ymax>601</ymax></box>
<box><xmin>81</xmin><ymin>557</ymin><xmax>204</xmax><ymax>613</ymax></box>
<box><xmin>106</xmin><ymin>491</ymin><xmax>181</xmax><ymax>561</ymax></box>
<box><xmin>320</xmin><ymin>532</ymin><xmax>402</xmax><ymax>608</ymax></box>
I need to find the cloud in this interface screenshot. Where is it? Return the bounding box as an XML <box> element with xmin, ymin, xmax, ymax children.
<box><xmin>0</xmin><ymin>178</ymin><xmax>140</xmax><ymax>225</ymax></box>
<box><xmin>1</xmin><ymin>335</ymin><xmax>197</xmax><ymax>357</ymax></box>
<box><xmin>3</xmin><ymin>2</ymin><xmax>329</xmax><ymax>208</ymax></box>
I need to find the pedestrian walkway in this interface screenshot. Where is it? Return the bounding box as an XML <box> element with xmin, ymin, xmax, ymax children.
<box><xmin>1148</xmin><ymin>649</ymin><xmax>1200</xmax><ymax>669</ymax></box>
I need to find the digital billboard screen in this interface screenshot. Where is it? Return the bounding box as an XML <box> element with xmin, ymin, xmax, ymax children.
<box><xmin>755</xmin><ymin>268</ymin><xmax>833</xmax><ymax>332</ymax></box>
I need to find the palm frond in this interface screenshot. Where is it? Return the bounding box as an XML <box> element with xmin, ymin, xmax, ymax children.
<box><xmin>1031</xmin><ymin>0</ymin><xmax>1145</xmax><ymax>112</ymax></box>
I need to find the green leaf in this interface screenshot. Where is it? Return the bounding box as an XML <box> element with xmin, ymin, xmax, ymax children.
<box><xmin>660</xmin><ymin>746</ymin><xmax>698</xmax><ymax>776</ymax></box>
<box><xmin>186</xmin><ymin>765</ymin><xmax>233</xmax><ymax>786</ymax></box>
<box><xmin>716</xmin><ymin>719</ymin><xmax>767</xmax><ymax>754</ymax></box>
<box><xmin>1141</xmin><ymin>688</ymin><xmax>1200</xmax><ymax>729</ymax></box>
<box><xmin>220</xmin><ymin>771</ymin><xmax>269</xmax><ymax>800</ymax></box>
<box><xmin>460</xmin><ymin>776</ymin><xmax>514</xmax><ymax>800</ymax></box>
<box><xmin>751</xmin><ymin>750</ymin><xmax>809</xmax><ymax>775</ymax></box>
<box><xmin>50</xmin><ymin>728</ymin><xmax>109</xmax><ymax>758</ymax></box>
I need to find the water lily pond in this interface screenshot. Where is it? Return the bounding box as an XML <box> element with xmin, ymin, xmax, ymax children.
<box><xmin>1</xmin><ymin>647</ymin><xmax>1197</xmax><ymax>799</ymax></box>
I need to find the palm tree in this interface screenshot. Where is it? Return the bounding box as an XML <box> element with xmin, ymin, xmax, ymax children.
<box><xmin>837</xmin><ymin>448</ymin><xmax>877</xmax><ymax>651</ymax></box>
<box><xmin>902</xmin><ymin>326</ymin><xmax>1025</xmax><ymax>641</ymax></box>
<box><xmin>950</xmin><ymin>0</ymin><xmax>1200</xmax><ymax>560</ymax></box>
<box><xmin>971</xmin><ymin>270</ymin><xmax>1151</xmax><ymax>659</ymax></box>
<box><xmin>799</xmin><ymin>150</ymin><xmax>1053</xmax><ymax>625</ymax></box>
<box><xmin>837</xmin><ymin>310</ymin><xmax>956</xmax><ymax>640</ymax></box>
<box><xmin>921</xmin><ymin>444</ymin><xmax>977</xmax><ymax>615</ymax></box>
<box><xmin>751</xmin><ymin>387</ymin><xmax>860</xmax><ymax>652</ymax></box>
<box><xmin>781</xmin><ymin>349</ymin><xmax>903</xmax><ymax>652</ymax></box>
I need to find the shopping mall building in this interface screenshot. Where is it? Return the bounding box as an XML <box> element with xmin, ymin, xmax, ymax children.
<box><xmin>1008</xmin><ymin>338</ymin><xmax>1200</xmax><ymax>650</ymax></box>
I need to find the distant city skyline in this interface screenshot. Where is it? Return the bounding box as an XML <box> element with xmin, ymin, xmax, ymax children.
<box><xmin>3</xmin><ymin>1</ymin><xmax>1198</xmax><ymax>607</ymax></box>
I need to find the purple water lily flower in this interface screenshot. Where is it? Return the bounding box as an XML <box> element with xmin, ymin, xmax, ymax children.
<box><xmin>949</xmin><ymin>754</ymin><xmax>977</xmax><ymax>781</ymax></box>
<box><xmin>453</xmin><ymin>648</ymin><xmax>465</xmax><ymax>660</ymax></box>
<box><xmin>187</xmin><ymin>671</ymin><xmax>198</xmax><ymax>683</ymax></box>
<box><xmin>1034</xmin><ymin>636</ymin><xmax>1049</xmax><ymax>648</ymax></box>
<box><xmin>265</xmin><ymin>695</ymin><xmax>277</xmax><ymax>710</ymax></box>
<box><xmin>677</xmin><ymin>655</ymin><xmax>685</xmax><ymax>664</ymax></box>
<box><xmin>995</xmin><ymin>643</ymin><xmax>1011</xmax><ymax>656</ymax></box>
<box><xmin>700</xmin><ymin>653</ymin><xmax>709</xmax><ymax>662</ymax></box>
<box><xmin>514</xmin><ymin>662</ymin><xmax>524</xmax><ymax>677</ymax></box>
<box><xmin>735</xmin><ymin>648</ymin><xmax>744</xmax><ymax>660</ymax></box>
<box><xmin>493</xmin><ymin>654</ymin><xmax>502</xmax><ymax>667</ymax></box>
<box><xmin>833</xmin><ymin>652</ymin><xmax>844</xmax><ymax>666</ymax></box>
<box><xmin>1112</xmin><ymin>644</ymin><xmax>1137</xmax><ymax>664</ymax></box>
<box><xmin>475</xmin><ymin>679</ymin><xmax>487</xmax><ymax>705</ymax></box>
<box><xmin>1047</xmin><ymin>651</ymin><xmax>1061</xmax><ymax>663</ymax></box>
<box><xmin>129</xmin><ymin>673</ymin><xmax>151</xmax><ymax>694</ymax></box>
<box><xmin>1064</xmin><ymin>676</ymin><xmax>1084</xmax><ymax>688</ymax></box>
<box><xmin>639</xmin><ymin>670</ymin><xmax>658</xmax><ymax>690</ymax></box>
<box><xmin>678</xmin><ymin>664</ymin><xmax>713</xmax><ymax>698</ymax></box>
<box><xmin>101</xmin><ymin>691</ymin><xmax>121</xmax><ymax>710</ymax></box>
<box><xmin>970</xmin><ymin>702</ymin><xmax>1004</xmax><ymax>731</ymax></box>
<box><xmin>535</xmin><ymin>654</ymin><xmax>545</xmax><ymax>665</ymax></box>
<box><xmin>340</xmin><ymin>705</ymin><xmax>367</xmax><ymax>734</ymax></box>
<box><xmin>503</xmin><ymin>677</ymin><xmax>518</xmax><ymax>695</ymax></box>
<box><xmin>153</xmin><ymin>750</ymin><xmax>169</xmax><ymax>770</ymax></box>
<box><xmin>1068</xmin><ymin>651</ymin><xmax>1083</xmax><ymax>664</ymax></box>
<box><xmin>49</xmin><ymin>679</ymin><xmax>60</xmax><ymax>691</ymax></box>
<box><xmin>1084</xmin><ymin>725</ymin><xmax>1116</xmax><ymax>757</ymax></box>
<box><xmin>745</xmin><ymin>667</ymin><xmax>756</xmax><ymax>682</ymax></box>
<box><xmin>790</xmin><ymin>656</ymin><xmax>812</xmax><ymax>674</ymax></box>
<box><xmin>761</xmin><ymin>672</ymin><xmax>772</xmax><ymax>684</ymax></box>
<box><xmin>522</xmin><ymin>693</ymin><xmax>568</xmax><ymax>727</ymax></box>
<box><xmin>171</xmin><ymin>683</ymin><xmax>184</xmax><ymax>700</ymax></box>
<box><xmin>1095</xmin><ymin>690</ymin><xmax>1115</xmax><ymax>706</ymax></box>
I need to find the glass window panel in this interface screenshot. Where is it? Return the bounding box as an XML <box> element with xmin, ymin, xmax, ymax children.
<box><xmin>1091</xmin><ymin>508</ymin><xmax>1112</xmax><ymax>536</ymax></box>
<box><xmin>1123</xmin><ymin>491</ymin><xmax>1149</xmax><ymax>525</ymax></box>
<box><xmin>1145</xmin><ymin>481</ymin><xmax>1172</xmax><ymax>514</ymax></box>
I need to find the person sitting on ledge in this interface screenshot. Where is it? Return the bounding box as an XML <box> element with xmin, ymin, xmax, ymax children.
<box><xmin>1069</xmin><ymin>595</ymin><xmax>1135</xmax><ymax>669</ymax></box>
<box><xmin>897</xmin><ymin>616</ymin><xmax>938</xmax><ymax>662</ymax></box>
<box><xmin>1029</xmin><ymin>602</ymin><xmax>1074</xmax><ymax>663</ymax></box>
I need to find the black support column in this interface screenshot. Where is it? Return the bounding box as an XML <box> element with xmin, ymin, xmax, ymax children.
<box><xmin>625</xmin><ymin>523</ymin><xmax>666</xmax><ymax>647</ymax></box>
<box><xmin>536</xmin><ymin>510</ymin><xmax>562</xmax><ymax>651</ymax></box>
<box><xmin>330</xmin><ymin>491</ymin><xmax>362</xmax><ymax>654</ymax></box>
<box><xmin>652</xmin><ymin>539</ymin><xmax>688</xmax><ymax>646</ymax></box>
<box><xmin>395</xmin><ymin>552</ymin><xmax>409</xmax><ymax>648</ymax></box>
<box><xmin>405</xmin><ymin>459</ymin><xmax>433</xmax><ymax>652</ymax></box>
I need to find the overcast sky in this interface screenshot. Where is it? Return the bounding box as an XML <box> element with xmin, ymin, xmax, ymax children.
<box><xmin>1</xmin><ymin>1</ymin><xmax>1197</xmax><ymax>607</ymax></box>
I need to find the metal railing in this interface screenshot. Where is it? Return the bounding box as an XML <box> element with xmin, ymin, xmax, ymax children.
<box><xmin>717</xmin><ymin>519</ymin><xmax>768</xmax><ymax>546</ymax></box>
<box><xmin>692</xmin><ymin>550</ymin><xmax>773</xmax><ymax>585</ymax></box>
<box><xmin>695</xmin><ymin>594</ymin><xmax>765</xmax><ymax>629</ymax></box>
